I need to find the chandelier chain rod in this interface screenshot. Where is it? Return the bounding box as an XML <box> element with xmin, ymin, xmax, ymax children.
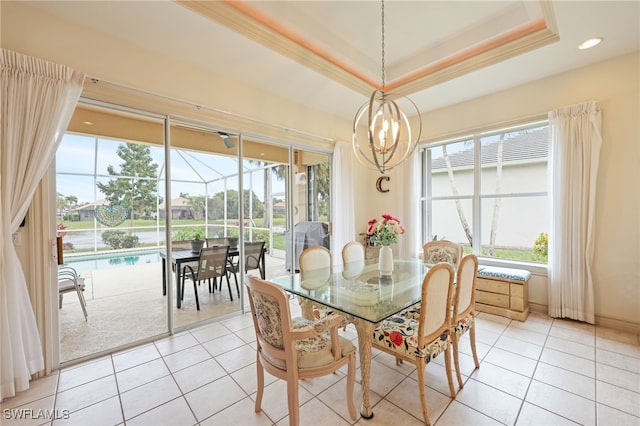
<box><xmin>381</xmin><ymin>0</ymin><xmax>385</xmax><ymax>93</ymax></box>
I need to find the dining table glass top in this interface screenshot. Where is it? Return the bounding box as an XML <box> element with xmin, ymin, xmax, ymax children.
<box><xmin>269</xmin><ymin>257</ymin><xmax>432</xmax><ymax>324</ymax></box>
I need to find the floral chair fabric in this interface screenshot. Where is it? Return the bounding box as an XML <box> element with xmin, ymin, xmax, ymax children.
<box><xmin>425</xmin><ymin>247</ymin><xmax>456</xmax><ymax>264</ymax></box>
<box><xmin>423</xmin><ymin>240</ymin><xmax>463</xmax><ymax>266</ymax></box>
<box><xmin>453</xmin><ymin>314</ymin><xmax>474</xmax><ymax>335</ymax></box>
<box><xmin>372</xmin><ymin>315</ymin><xmax>450</xmax><ymax>360</ymax></box>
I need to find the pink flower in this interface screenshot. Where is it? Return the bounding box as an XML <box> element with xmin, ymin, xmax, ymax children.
<box><xmin>366</xmin><ymin>214</ymin><xmax>405</xmax><ymax>246</ymax></box>
<box><xmin>367</xmin><ymin>218</ymin><xmax>378</xmax><ymax>235</ymax></box>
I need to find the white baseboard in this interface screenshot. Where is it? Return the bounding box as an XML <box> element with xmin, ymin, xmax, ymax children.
<box><xmin>528</xmin><ymin>302</ymin><xmax>640</xmax><ymax>335</ymax></box>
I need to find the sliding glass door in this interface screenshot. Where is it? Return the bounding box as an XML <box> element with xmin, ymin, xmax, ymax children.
<box><xmin>55</xmin><ymin>101</ymin><xmax>333</xmax><ymax>364</ymax></box>
<box><xmin>56</xmin><ymin>103</ymin><xmax>168</xmax><ymax>362</ymax></box>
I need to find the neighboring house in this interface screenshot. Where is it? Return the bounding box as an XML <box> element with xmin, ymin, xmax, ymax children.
<box><xmin>158</xmin><ymin>197</ymin><xmax>193</xmax><ymax>220</ymax></box>
<box><xmin>430</xmin><ymin>128</ymin><xmax>548</xmax><ymax>248</ymax></box>
<box><xmin>73</xmin><ymin>199</ymin><xmax>109</xmax><ymax>221</ymax></box>
<box><xmin>273</xmin><ymin>202</ymin><xmax>286</xmax><ymax>215</ymax></box>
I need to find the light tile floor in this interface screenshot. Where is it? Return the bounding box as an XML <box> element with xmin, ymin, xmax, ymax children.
<box><xmin>2</xmin><ymin>304</ymin><xmax>639</xmax><ymax>426</ymax></box>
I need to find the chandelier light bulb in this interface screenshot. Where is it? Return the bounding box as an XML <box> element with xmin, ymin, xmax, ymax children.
<box><xmin>354</xmin><ymin>90</ymin><xmax>420</xmax><ymax>173</ymax></box>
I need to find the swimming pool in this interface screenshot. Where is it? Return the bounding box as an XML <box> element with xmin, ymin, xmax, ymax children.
<box><xmin>65</xmin><ymin>249</ymin><xmax>162</xmax><ymax>274</ymax></box>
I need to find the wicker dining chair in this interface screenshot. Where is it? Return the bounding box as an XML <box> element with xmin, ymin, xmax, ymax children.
<box><xmin>371</xmin><ymin>262</ymin><xmax>457</xmax><ymax>425</ymax></box>
<box><xmin>452</xmin><ymin>253</ymin><xmax>480</xmax><ymax>389</ymax></box>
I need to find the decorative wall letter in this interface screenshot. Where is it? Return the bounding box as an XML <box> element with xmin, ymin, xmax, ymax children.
<box><xmin>376</xmin><ymin>176</ymin><xmax>390</xmax><ymax>193</ymax></box>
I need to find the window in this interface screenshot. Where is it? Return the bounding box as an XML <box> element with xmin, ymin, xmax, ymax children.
<box><xmin>420</xmin><ymin>121</ymin><xmax>549</xmax><ymax>264</ymax></box>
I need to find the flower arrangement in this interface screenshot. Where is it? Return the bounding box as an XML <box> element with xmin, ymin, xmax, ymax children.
<box><xmin>366</xmin><ymin>214</ymin><xmax>405</xmax><ymax>247</ymax></box>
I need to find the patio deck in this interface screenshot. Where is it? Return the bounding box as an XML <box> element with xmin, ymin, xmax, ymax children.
<box><xmin>59</xmin><ymin>252</ymin><xmax>288</xmax><ymax>363</ymax></box>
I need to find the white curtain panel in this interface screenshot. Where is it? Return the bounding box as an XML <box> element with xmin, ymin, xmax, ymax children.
<box><xmin>0</xmin><ymin>49</ymin><xmax>85</xmax><ymax>399</ymax></box>
<box><xmin>331</xmin><ymin>142</ymin><xmax>356</xmax><ymax>265</ymax></box>
<box><xmin>397</xmin><ymin>151</ymin><xmax>420</xmax><ymax>259</ymax></box>
<box><xmin>547</xmin><ymin>101</ymin><xmax>601</xmax><ymax>324</ymax></box>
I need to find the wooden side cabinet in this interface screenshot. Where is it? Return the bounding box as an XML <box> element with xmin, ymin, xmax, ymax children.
<box><xmin>475</xmin><ymin>266</ymin><xmax>531</xmax><ymax>321</ymax></box>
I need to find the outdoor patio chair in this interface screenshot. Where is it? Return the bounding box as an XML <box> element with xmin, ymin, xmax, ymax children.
<box><xmin>183</xmin><ymin>245</ymin><xmax>233</xmax><ymax>310</ymax></box>
<box><xmin>206</xmin><ymin>237</ymin><xmax>229</xmax><ymax>247</ymax></box>
<box><xmin>172</xmin><ymin>239</ymin><xmax>198</xmax><ymax>282</ymax></box>
<box><xmin>227</xmin><ymin>241</ymin><xmax>265</xmax><ymax>296</ymax></box>
<box><xmin>58</xmin><ymin>265</ymin><xmax>88</xmax><ymax>320</ymax></box>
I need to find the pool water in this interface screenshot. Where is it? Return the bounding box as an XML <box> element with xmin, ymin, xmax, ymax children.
<box><xmin>65</xmin><ymin>250</ymin><xmax>162</xmax><ymax>274</ymax></box>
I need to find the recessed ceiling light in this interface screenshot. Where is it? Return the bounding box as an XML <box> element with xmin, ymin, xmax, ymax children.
<box><xmin>81</xmin><ymin>121</ymin><xmax>94</xmax><ymax>126</ymax></box>
<box><xmin>578</xmin><ymin>37</ymin><xmax>603</xmax><ymax>50</ymax></box>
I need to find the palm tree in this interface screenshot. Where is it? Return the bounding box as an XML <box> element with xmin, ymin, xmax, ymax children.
<box><xmin>441</xmin><ymin>133</ymin><xmax>506</xmax><ymax>253</ymax></box>
<box><xmin>488</xmin><ymin>134</ymin><xmax>505</xmax><ymax>256</ymax></box>
<box><xmin>442</xmin><ymin>144</ymin><xmax>473</xmax><ymax>245</ymax></box>
<box><xmin>246</xmin><ymin>160</ymin><xmax>287</xmax><ymax>227</ymax></box>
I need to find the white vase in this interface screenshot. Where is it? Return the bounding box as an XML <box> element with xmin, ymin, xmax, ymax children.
<box><xmin>378</xmin><ymin>245</ymin><xmax>394</xmax><ymax>276</ymax></box>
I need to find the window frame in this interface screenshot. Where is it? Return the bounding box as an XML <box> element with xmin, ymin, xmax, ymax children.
<box><xmin>419</xmin><ymin>119</ymin><xmax>550</xmax><ymax>269</ymax></box>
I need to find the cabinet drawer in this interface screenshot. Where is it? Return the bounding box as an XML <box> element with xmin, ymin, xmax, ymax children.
<box><xmin>476</xmin><ymin>278</ymin><xmax>509</xmax><ymax>295</ymax></box>
<box><xmin>475</xmin><ymin>290</ymin><xmax>510</xmax><ymax>308</ymax></box>
<box><xmin>510</xmin><ymin>283</ymin><xmax>524</xmax><ymax>298</ymax></box>
<box><xmin>511</xmin><ymin>297</ymin><xmax>525</xmax><ymax>311</ymax></box>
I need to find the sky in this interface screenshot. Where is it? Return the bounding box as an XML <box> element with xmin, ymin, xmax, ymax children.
<box><xmin>56</xmin><ymin>134</ymin><xmax>281</xmax><ymax>204</ymax></box>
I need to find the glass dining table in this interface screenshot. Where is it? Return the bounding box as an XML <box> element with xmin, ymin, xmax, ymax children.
<box><xmin>269</xmin><ymin>257</ymin><xmax>431</xmax><ymax>419</ymax></box>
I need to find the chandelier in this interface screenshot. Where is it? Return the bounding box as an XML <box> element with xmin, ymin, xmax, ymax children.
<box><xmin>353</xmin><ymin>0</ymin><xmax>421</xmax><ymax>174</ymax></box>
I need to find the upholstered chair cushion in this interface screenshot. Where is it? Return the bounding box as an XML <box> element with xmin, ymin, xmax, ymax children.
<box><xmin>372</xmin><ymin>315</ymin><xmax>450</xmax><ymax>361</ymax></box>
<box><xmin>453</xmin><ymin>314</ymin><xmax>474</xmax><ymax>335</ymax></box>
<box><xmin>265</xmin><ymin>319</ymin><xmax>355</xmax><ymax>370</ymax></box>
<box><xmin>398</xmin><ymin>302</ymin><xmax>421</xmax><ymax>320</ymax></box>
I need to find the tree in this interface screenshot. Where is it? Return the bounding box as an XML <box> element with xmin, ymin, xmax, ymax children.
<box><xmin>56</xmin><ymin>193</ymin><xmax>78</xmax><ymax>220</ymax></box>
<box><xmin>442</xmin><ymin>133</ymin><xmax>506</xmax><ymax>253</ymax></box>
<box><xmin>246</xmin><ymin>160</ymin><xmax>287</xmax><ymax>227</ymax></box>
<box><xmin>442</xmin><ymin>144</ymin><xmax>473</xmax><ymax>245</ymax></box>
<box><xmin>96</xmin><ymin>143</ymin><xmax>159</xmax><ymax>227</ymax></box>
<box><xmin>181</xmin><ymin>193</ymin><xmax>206</xmax><ymax>220</ymax></box>
<box><xmin>488</xmin><ymin>134</ymin><xmax>505</xmax><ymax>256</ymax></box>
<box><xmin>207</xmin><ymin>189</ymin><xmax>263</xmax><ymax>221</ymax></box>
<box><xmin>309</xmin><ymin>162</ymin><xmax>330</xmax><ymax>220</ymax></box>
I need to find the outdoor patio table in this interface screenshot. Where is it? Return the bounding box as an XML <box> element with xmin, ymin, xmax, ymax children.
<box><xmin>269</xmin><ymin>257</ymin><xmax>431</xmax><ymax>419</ymax></box>
<box><xmin>160</xmin><ymin>246</ymin><xmax>240</xmax><ymax>308</ymax></box>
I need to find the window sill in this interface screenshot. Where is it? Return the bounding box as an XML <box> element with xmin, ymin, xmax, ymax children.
<box><xmin>477</xmin><ymin>257</ymin><xmax>548</xmax><ymax>276</ymax></box>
